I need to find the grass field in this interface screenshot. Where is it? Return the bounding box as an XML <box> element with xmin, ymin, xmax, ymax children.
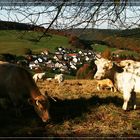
<box><xmin>0</xmin><ymin>30</ymin><xmax>72</xmax><ymax>55</ymax></box>
<box><xmin>92</xmin><ymin>44</ymin><xmax>117</xmax><ymax>52</ymax></box>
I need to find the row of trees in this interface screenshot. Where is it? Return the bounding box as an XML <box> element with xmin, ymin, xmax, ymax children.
<box><xmin>104</xmin><ymin>36</ymin><xmax>140</xmax><ymax>53</ymax></box>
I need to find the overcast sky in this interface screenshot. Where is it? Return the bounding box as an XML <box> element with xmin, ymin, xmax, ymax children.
<box><xmin>0</xmin><ymin>5</ymin><xmax>140</xmax><ymax>29</ymax></box>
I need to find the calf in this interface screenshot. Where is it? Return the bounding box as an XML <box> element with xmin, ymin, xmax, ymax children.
<box><xmin>96</xmin><ymin>79</ymin><xmax>117</xmax><ymax>92</ymax></box>
<box><xmin>33</xmin><ymin>72</ymin><xmax>45</xmax><ymax>83</ymax></box>
<box><xmin>0</xmin><ymin>64</ymin><xmax>49</xmax><ymax>122</ymax></box>
<box><xmin>54</xmin><ymin>74</ymin><xmax>64</xmax><ymax>83</ymax></box>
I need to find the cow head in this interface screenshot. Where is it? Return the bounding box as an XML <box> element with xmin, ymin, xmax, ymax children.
<box><xmin>28</xmin><ymin>94</ymin><xmax>50</xmax><ymax>122</ymax></box>
<box><xmin>94</xmin><ymin>58</ymin><xmax>113</xmax><ymax>79</ymax></box>
<box><xmin>94</xmin><ymin>58</ymin><xmax>124</xmax><ymax>80</ymax></box>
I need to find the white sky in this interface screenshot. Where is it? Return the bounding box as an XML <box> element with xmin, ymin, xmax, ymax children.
<box><xmin>0</xmin><ymin>6</ymin><xmax>140</xmax><ymax>29</ymax></box>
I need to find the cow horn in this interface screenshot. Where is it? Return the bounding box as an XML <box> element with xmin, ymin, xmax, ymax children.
<box><xmin>36</xmin><ymin>100</ymin><xmax>39</xmax><ymax>106</ymax></box>
<box><xmin>94</xmin><ymin>53</ymin><xmax>101</xmax><ymax>59</ymax></box>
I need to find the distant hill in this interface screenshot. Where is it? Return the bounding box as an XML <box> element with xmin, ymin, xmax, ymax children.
<box><xmin>0</xmin><ymin>20</ymin><xmax>44</xmax><ymax>31</ymax></box>
<box><xmin>64</xmin><ymin>28</ymin><xmax>140</xmax><ymax>39</ymax></box>
<box><xmin>119</xmin><ymin>28</ymin><xmax>140</xmax><ymax>38</ymax></box>
<box><xmin>64</xmin><ymin>28</ymin><xmax>140</xmax><ymax>53</ymax></box>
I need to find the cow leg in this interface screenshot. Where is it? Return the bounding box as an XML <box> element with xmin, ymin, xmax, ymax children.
<box><xmin>97</xmin><ymin>84</ymin><xmax>100</xmax><ymax>91</ymax></box>
<box><xmin>113</xmin><ymin>87</ymin><xmax>117</xmax><ymax>92</ymax></box>
<box><xmin>131</xmin><ymin>91</ymin><xmax>136</xmax><ymax>110</ymax></box>
<box><xmin>110</xmin><ymin>86</ymin><xmax>113</xmax><ymax>92</ymax></box>
<box><xmin>111</xmin><ymin>86</ymin><xmax>116</xmax><ymax>92</ymax></box>
<box><xmin>122</xmin><ymin>91</ymin><xmax>131</xmax><ymax>110</ymax></box>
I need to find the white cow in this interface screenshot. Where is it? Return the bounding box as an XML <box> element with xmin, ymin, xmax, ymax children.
<box><xmin>119</xmin><ymin>60</ymin><xmax>135</xmax><ymax>67</ymax></box>
<box><xmin>33</xmin><ymin>72</ymin><xmax>45</xmax><ymax>83</ymax></box>
<box><xmin>94</xmin><ymin>57</ymin><xmax>140</xmax><ymax>111</ymax></box>
<box><xmin>119</xmin><ymin>60</ymin><xmax>140</xmax><ymax>76</ymax></box>
<box><xmin>54</xmin><ymin>74</ymin><xmax>64</xmax><ymax>83</ymax></box>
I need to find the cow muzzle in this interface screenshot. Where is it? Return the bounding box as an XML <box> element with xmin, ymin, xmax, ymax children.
<box><xmin>41</xmin><ymin>111</ymin><xmax>50</xmax><ymax>123</ymax></box>
<box><xmin>94</xmin><ymin>75</ymin><xmax>102</xmax><ymax>80</ymax></box>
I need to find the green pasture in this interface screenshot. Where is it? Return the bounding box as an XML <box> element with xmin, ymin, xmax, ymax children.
<box><xmin>92</xmin><ymin>44</ymin><xmax>140</xmax><ymax>57</ymax></box>
<box><xmin>0</xmin><ymin>30</ymin><xmax>71</xmax><ymax>55</ymax></box>
<box><xmin>0</xmin><ymin>30</ymin><xmax>139</xmax><ymax>59</ymax></box>
<box><xmin>92</xmin><ymin>44</ymin><xmax>117</xmax><ymax>52</ymax></box>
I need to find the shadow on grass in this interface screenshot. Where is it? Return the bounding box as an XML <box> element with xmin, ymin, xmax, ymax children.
<box><xmin>0</xmin><ymin>95</ymin><xmax>123</xmax><ymax>137</ymax></box>
<box><xmin>49</xmin><ymin>95</ymin><xmax>123</xmax><ymax>123</ymax></box>
<box><xmin>0</xmin><ymin>107</ymin><xmax>45</xmax><ymax>137</ymax></box>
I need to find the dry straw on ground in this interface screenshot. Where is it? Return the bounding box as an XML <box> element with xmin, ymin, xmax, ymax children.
<box><xmin>37</xmin><ymin>79</ymin><xmax>119</xmax><ymax>100</ymax></box>
<box><xmin>36</xmin><ymin>79</ymin><xmax>140</xmax><ymax>137</ymax></box>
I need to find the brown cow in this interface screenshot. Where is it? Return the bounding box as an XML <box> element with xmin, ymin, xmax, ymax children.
<box><xmin>0</xmin><ymin>63</ymin><xmax>49</xmax><ymax>122</ymax></box>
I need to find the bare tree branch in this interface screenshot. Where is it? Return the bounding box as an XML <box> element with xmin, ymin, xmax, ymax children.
<box><xmin>0</xmin><ymin>0</ymin><xmax>140</xmax><ymax>40</ymax></box>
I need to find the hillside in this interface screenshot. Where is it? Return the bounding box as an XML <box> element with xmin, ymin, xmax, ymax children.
<box><xmin>0</xmin><ymin>30</ymin><xmax>72</xmax><ymax>55</ymax></box>
<box><xmin>0</xmin><ymin>20</ymin><xmax>140</xmax><ymax>57</ymax></box>
<box><xmin>66</xmin><ymin>28</ymin><xmax>140</xmax><ymax>39</ymax></box>
<box><xmin>0</xmin><ymin>20</ymin><xmax>41</xmax><ymax>30</ymax></box>
<box><xmin>70</xmin><ymin>28</ymin><xmax>140</xmax><ymax>53</ymax></box>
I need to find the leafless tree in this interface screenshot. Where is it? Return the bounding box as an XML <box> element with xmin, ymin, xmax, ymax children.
<box><xmin>0</xmin><ymin>0</ymin><xmax>140</xmax><ymax>40</ymax></box>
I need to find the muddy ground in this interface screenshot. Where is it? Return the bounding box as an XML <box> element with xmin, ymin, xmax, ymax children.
<box><xmin>0</xmin><ymin>79</ymin><xmax>140</xmax><ymax>138</ymax></box>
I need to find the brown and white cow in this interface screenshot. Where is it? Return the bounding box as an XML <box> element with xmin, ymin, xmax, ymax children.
<box><xmin>94</xmin><ymin>57</ymin><xmax>140</xmax><ymax>111</ymax></box>
<box><xmin>0</xmin><ymin>63</ymin><xmax>49</xmax><ymax>122</ymax></box>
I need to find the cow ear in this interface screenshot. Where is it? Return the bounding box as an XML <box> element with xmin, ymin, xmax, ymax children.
<box><xmin>28</xmin><ymin>98</ymin><xmax>34</xmax><ymax>105</ymax></box>
<box><xmin>113</xmin><ymin>63</ymin><xmax>124</xmax><ymax>73</ymax></box>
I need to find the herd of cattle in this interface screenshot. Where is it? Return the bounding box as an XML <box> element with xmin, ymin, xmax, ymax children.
<box><xmin>18</xmin><ymin>47</ymin><xmax>97</xmax><ymax>75</ymax></box>
<box><xmin>94</xmin><ymin>58</ymin><xmax>140</xmax><ymax>111</ymax></box>
<box><xmin>0</xmin><ymin>47</ymin><xmax>140</xmax><ymax>122</ymax></box>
